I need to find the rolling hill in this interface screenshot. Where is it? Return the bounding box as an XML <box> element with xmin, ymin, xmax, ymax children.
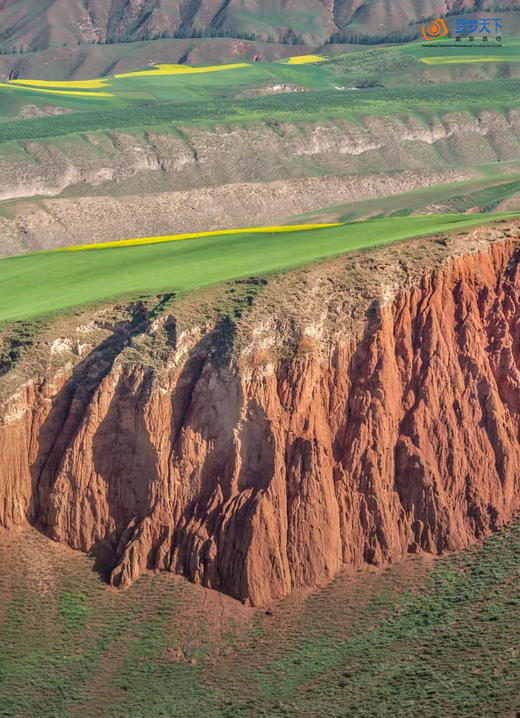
<box><xmin>1</xmin><ymin>0</ymin><xmax>518</xmax><ymax>54</ymax></box>
<box><xmin>3</xmin><ymin>41</ymin><xmax>520</xmax><ymax>256</ymax></box>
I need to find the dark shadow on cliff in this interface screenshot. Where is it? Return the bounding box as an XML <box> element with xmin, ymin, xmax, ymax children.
<box><xmin>27</xmin><ymin>301</ymin><xmax>163</xmax><ymax>544</ymax></box>
<box><xmin>89</xmin><ymin>369</ymin><xmax>161</xmax><ymax>581</ymax></box>
<box><xmin>331</xmin><ymin>299</ymin><xmax>383</xmax><ymax>465</ymax></box>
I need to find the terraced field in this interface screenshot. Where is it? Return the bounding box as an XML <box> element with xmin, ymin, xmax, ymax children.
<box><xmin>0</xmin><ymin>54</ymin><xmax>332</xmax><ymax>119</ymax></box>
<box><xmin>1</xmin><ymin>39</ymin><xmax>518</xmax><ymax>125</ymax></box>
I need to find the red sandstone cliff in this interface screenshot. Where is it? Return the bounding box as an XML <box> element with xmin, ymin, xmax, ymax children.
<box><xmin>1</xmin><ymin>228</ymin><xmax>520</xmax><ymax>605</ymax></box>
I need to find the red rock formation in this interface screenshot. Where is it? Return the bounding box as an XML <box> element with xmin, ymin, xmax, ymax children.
<box><xmin>1</xmin><ymin>236</ymin><xmax>520</xmax><ymax>605</ymax></box>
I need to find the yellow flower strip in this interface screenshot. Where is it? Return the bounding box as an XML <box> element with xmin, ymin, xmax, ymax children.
<box><xmin>114</xmin><ymin>63</ymin><xmax>250</xmax><ymax>78</ymax></box>
<box><xmin>283</xmin><ymin>55</ymin><xmax>327</xmax><ymax>64</ymax></box>
<box><xmin>62</xmin><ymin>223</ymin><xmax>344</xmax><ymax>252</ymax></box>
<box><xmin>8</xmin><ymin>78</ymin><xmax>111</xmax><ymax>89</ymax></box>
<box><xmin>0</xmin><ymin>82</ymin><xmax>112</xmax><ymax>97</ymax></box>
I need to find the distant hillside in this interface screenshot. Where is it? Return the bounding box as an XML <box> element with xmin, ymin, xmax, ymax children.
<box><xmin>1</xmin><ymin>0</ymin><xmax>518</xmax><ymax>53</ymax></box>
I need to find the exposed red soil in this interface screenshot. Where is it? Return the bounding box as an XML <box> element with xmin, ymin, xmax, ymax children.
<box><xmin>1</xmin><ymin>228</ymin><xmax>520</xmax><ymax>605</ymax></box>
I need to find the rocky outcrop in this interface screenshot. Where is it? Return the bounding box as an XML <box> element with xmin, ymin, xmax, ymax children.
<box><xmin>1</xmin><ymin>228</ymin><xmax>520</xmax><ymax>604</ymax></box>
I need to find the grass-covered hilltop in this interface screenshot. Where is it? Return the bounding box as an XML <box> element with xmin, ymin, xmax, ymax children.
<box><xmin>0</xmin><ymin>213</ymin><xmax>516</xmax><ymax>323</ymax></box>
<box><xmin>2</xmin><ymin>40</ymin><xmax>520</xmax><ymax>125</ymax></box>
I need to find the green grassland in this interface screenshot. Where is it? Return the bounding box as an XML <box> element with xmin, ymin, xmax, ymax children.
<box><xmin>0</xmin><ymin>59</ymin><xmax>337</xmax><ymax>121</ymax></box>
<box><xmin>0</xmin><ymin>213</ymin><xmax>516</xmax><ymax>324</ymax></box>
<box><xmin>2</xmin><ymin>38</ymin><xmax>520</xmax><ymax>136</ymax></box>
<box><xmin>402</xmin><ymin>36</ymin><xmax>520</xmax><ymax>64</ymax></box>
<box><xmin>1</xmin><ymin>77</ymin><xmax>520</xmax><ymax>145</ymax></box>
<box><xmin>1</xmin><ymin>516</ymin><xmax>520</xmax><ymax>718</ymax></box>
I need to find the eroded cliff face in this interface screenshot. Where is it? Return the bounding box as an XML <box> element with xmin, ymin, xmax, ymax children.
<box><xmin>1</xmin><ymin>226</ymin><xmax>520</xmax><ymax>605</ymax></box>
<box><xmin>1</xmin><ymin>110</ymin><xmax>518</xmax><ymax>203</ymax></box>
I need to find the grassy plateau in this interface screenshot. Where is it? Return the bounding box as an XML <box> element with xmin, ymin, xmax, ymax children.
<box><xmin>0</xmin><ymin>213</ymin><xmax>516</xmax><ymax>323</ymax></box>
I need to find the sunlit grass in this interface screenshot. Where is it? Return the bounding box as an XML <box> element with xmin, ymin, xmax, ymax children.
<box><xmin>0</xmin><ymin>213</ymin><xmax>517</xmax><ymax>323</ymax></box>
<box><xmin>61</xmin><ymin>222</ymin><xmax>342</xmax><ymax>252</ymax></box>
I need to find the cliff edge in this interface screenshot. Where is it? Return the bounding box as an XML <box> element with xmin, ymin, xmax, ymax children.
<box><xmin>1</xmin><ymin>220</ymin><xmax>519</xmax><ymax>604</ymax></box>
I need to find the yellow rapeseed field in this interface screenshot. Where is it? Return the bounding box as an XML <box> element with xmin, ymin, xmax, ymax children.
<box><xmin>0</xmin><ymin>82</ymin><xmax>112</xmax><ymax>97</ymax></box>
<box><xmin>62</xmin><ymin>223</ymin><xmax>343</xmax><ymax>252</ymax></box>
<box><xmin>283</xmin><ymin>55</ymin><xmax>326</xmax><ymax>64</ymax></box>
<box><xmin>114</xmin><ymin>63</ymin><xmax>250</xmax><ymax>78</ymax></box>
<box><xmin>0</xmin><ymin>55</ymin><xmax>328</xmax><ymax>101</ymax></box>
<box><xmin>8</xmin><ymin>78</ymin><xmax>111</xmax><ymax>88</ymax></box>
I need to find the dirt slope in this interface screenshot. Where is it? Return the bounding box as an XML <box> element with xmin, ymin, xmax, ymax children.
<box><xmin>2</xmin><ymin>109</ymin><xmax>517</xmax><ymax>202</ymax></box>
<box><xmin>1</xmin><ymin>220</ymin><xmax>519</xmax><ymax>605</ymax></box>
<box><xmin>0</xmin><ymin>168</ymin><xmax>475</xmax><ymax>256</ymax></box>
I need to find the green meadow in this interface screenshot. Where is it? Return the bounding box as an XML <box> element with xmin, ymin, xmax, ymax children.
<box><xmin>0</xmin><ymin>58</ymin><xmax>336</xmax><ymax>122</ymax></box>
<box><xmin>1</xmin><ymin>77</ymin><xmax>519</xmax><ymax>144</ymax></box>
<box><xmin>2</xmin><ymin>516</ymin><xmax>520</xmax><ymax>718</ymax></box>
<box><xmin>0</xmin><ymin>213</ymin><xmax>516</xmax><ymax>323</ymax></box>
<box><xmin>2</xmin><ymin>38</ymin><xmax>520</xmax><ymax>138</ymax></box>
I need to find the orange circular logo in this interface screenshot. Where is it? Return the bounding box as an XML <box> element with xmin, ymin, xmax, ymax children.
<box><xmin>422</xmin><ymin>18</ymin><xmax>448</xmax><ymax>40</ymax></box>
